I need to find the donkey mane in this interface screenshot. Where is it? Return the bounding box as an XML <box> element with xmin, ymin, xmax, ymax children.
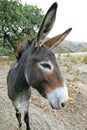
<box><xmin>16</xmin><ymin>39</ymin><xmax>34</xmax><ymax>61</ymax></box>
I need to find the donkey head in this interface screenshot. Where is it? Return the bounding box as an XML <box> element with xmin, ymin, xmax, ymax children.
<box><xmin>25</xmin><ymin>2</ymin><xmax>72</xmax><ymax>109</ymax></box>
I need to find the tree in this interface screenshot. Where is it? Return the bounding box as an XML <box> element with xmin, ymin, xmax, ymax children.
<box><xmin>0</xmin><ymin>0</ymin><xmax>44</xmax><ymax>55</ymax></box>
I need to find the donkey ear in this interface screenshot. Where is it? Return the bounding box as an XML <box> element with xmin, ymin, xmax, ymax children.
<box><xmin>36</xmin><ymin>2</ymin><xmax>58</xmax><ymax>46</ymax></box>
<box><xmin>44</xmin><ymin>28</ymin><xmax>72</xmax><ymax>49</ymax></box>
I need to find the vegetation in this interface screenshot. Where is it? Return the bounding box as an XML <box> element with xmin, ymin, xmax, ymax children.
<box><xmin>70</xmin><ymin>57</ymin><xmax>78</xmax><ymax>64</ymax></box>
<box><xmin>82</xmin><ymin>56</ymin><xmax>87</xmax><ymax>64</ymax></box>
<box><xmin>53</xmin><ymin>40</ymin><xmax>87</xmax><ymax>53</ymax></box>
<box><xmin>0</xmin><ymin>0</ymin><xmax>44</xmax><ymax>55</ymax></box>
<box><xmin>66</xmin><ymin>64</ymin><xmax>72</xmax><ymax>72</ymax></box>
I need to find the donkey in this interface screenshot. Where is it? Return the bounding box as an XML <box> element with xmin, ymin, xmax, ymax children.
<box><xmin>7</xmin><ymin>2</ymin><xmax>72</xmax><ymax>130</ymax></box>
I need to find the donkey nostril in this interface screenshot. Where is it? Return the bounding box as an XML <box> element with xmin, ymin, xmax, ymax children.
<box><xmin>61</xmin><ymin>103</ymin><xmax>65</xmax><ymax>107</ymax></box>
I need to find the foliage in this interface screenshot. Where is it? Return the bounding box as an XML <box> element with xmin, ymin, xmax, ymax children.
<box><xmin>66</xmin><ymin>64</ymin><xmax>72</xmax><ymax>72</ymax></box>
<box><xmin>82</xmin><ymin>56</ymin><xmax>87</xmax><ymax>64</ymax></box>
<box><xmin>70</xmin><ymin>56</ymin><xmax>78</xmax><ymax>64</ymax></box>
<box><xmin>0</xmin><ymin>0</ymin><xmax>44</xmax><ymax>55</ymax></box>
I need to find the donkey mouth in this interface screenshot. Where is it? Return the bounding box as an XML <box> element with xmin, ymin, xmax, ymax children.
<box><xmin>49</xmin><ymin>101</ymin><xmax>66</xmax><ymax>110</ymax></box>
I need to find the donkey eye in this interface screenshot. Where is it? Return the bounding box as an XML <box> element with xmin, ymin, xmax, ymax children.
<box><xmin>40</xmin><ymin>63</ymin><xmax>51</xmax><ymax>70</ymax></box>
<box><xmin>38</xmin><ymin>61</ymin><xmax>53</xmax><ymax>73</ymax></box>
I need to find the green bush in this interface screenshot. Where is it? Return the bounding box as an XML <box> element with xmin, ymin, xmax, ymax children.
<box><xmin>82</xmin><ymin>56</ymin><xmax>87</xmax><ymax>64</ymax></box>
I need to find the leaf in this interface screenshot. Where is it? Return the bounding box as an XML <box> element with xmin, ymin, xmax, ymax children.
<box><xmin>0</xmin><ymin>0</ymin><xmax>44</xmax><ymax>55</ymax></box>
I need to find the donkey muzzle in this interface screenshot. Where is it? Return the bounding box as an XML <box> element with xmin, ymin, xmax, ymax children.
<box><xmin>47</xmin><ymin>85</ymin><xmax>68</xmax><ymax>109</ymax></box>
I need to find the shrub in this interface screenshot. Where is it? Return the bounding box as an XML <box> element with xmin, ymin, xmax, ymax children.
<box><xmin>82</xmin><ymin>56</ymin><xmax>87</xmax><ymax>64</ymax></box>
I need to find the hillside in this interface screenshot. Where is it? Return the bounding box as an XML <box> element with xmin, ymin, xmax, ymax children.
<box><xmin>53</xmin><ymin>40</ymin><xmax>87</xmax><ymax>53</ymax></box>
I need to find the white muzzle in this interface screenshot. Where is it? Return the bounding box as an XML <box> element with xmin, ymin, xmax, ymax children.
<box><xmin>47</xmin><ymin>85</ymin><xmax>68</xmax><ymax>109</ymax></box>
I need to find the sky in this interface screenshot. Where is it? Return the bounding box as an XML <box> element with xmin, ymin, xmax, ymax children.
<box><xmin>21</xmin><ymin>0</ymin><xmax>87</xmax><ymax>42</ymax></box>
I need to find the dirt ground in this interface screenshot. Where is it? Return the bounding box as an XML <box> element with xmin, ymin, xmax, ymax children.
<box><xmin>0</xmin><ymin>52</ymin><xmax>87</xmax><ymax>130</ymax></box>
